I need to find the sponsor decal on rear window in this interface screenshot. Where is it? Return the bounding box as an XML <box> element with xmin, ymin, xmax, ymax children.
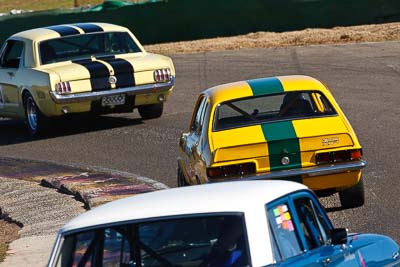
<box><xmin>273</xmin><ymin>204</ymin><xmax>295</xmax><ymax>231</ymax></box>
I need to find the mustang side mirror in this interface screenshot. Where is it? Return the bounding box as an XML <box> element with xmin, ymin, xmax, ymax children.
<box><xmin>330</xmin><ymin>228</ymin><xmax>348</xmax><ymax>245</ymax></box>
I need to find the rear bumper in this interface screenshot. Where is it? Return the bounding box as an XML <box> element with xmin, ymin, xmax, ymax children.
<box><xmin>208</xmin><ymin>159</ymin><xmax>367</xmax><ymax>182</ymax></box>
<box><xmin>49</xmin><ymin>77</ymin><xmax>175</xmax><ymax>104</ymax></box>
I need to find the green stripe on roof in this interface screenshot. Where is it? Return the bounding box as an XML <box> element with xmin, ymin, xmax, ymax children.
<box><xmin>261</xmin><ymin>121</ymin><xmax>301</xmax><ymax>171</ymax></box>
<box><xmin>247</xmin><ymin>77</ymin><xmax>284</xmax><ymax>96</ymax></box>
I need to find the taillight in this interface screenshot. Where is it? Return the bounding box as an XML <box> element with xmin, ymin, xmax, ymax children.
<box><xmin>333</xmin><ymin>150</ymin><xmax>349</xmax><ymax>161</ymax></box>
<box><xmin>350</xmin><ymin>149</ymin><xmax>362</xmax><ymax>160</ymax></box>
<box><xmin>154</xmin><ymin>69</ymin><xmax>172</xmax><ymax>82</ymax></box>
<box><xmin>316</xmin><ymin>149</ymin><xmax>362</xmax><ymax>164</ymax></box>
<box><xmin>55</xmin><ymin>81</ymin><xmax>71</xmax><ymax>95</ymax></box>
<box><xmin>207</xmin><ymin>163</ymin><xmax>256</xmax><ymax>179</ymax></box>
<box><xmin>207</xmin><ymin>168</ymin><xmax>224</xmax><ymax>178</ymax></box>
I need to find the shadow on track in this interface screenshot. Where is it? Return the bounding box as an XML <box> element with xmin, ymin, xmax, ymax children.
<box><xmin>325</xmin><ymin>206</ymin><xmax>347</xmax><ymax>213</ymax></box>
<box><xmin>0</xmin><ymin>115</ymin><xmax>143</xmax><ymax>146</ymax></box>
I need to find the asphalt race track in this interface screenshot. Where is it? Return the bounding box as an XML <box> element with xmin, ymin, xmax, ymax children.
<box><xmin>1</xmin><ymin>41</ymin><xmax>399</xmax><ymax>242</ymax></box>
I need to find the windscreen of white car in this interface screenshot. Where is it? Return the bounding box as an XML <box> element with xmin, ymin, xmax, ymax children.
<box><xmin>55</xmin><ymin>213</ymin><xmax>251</xmax><ymax>267</ymax></box>
<box><xmin>39</xmin><ymin>31</ymin><xmax>142</xmax><ymax>65</ymax></box>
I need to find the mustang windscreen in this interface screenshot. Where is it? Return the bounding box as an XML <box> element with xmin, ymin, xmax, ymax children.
<box><xmin>214</xmin><ymin>91</ymin><xmax>337</xmax><ymax>131</ymax></box>
<box><xmin>39</xmin><ymin>32</ymin><xmax>142</xmax><ymax>64</ymax></box>
<box><xmin>56</xmin><ymin>214</ymin><xmax>250</xmax><ymax>267</ymax></box>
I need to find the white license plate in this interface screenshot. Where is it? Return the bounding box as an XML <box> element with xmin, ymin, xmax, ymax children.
<box><xmin>101</xmin><ymin>94</ymin><xmax>126</xmax><ymax>106</ymax></box>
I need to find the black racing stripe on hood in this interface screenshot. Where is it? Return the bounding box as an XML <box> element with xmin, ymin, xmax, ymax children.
<box><xmin>73</xmin><ymin>23</ymin><xmax>103</xmax><ymax>33</ymax></box>
<box><xmin>45</xmin><ymin>25</ymin><xmax>80</xmax><ymax>36</ymax></box>
<box><xmin>73</xmin><ymin>59</ymin><xmax>111</xmax><ymax>91</ymax></box>
<box><xmin>100</xmin><ymin>57</ymin><xmax>135</xmax><ymax>88</ymax></box>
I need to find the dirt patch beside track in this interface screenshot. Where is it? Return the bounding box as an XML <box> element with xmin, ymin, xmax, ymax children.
<box><xmin>0</xmin><ymin>221</ymin><xmax>20</xmax><ymax>262</ymax></box>
<box><xmin>144</xmin><ymin>22</ymin><xmax>400</xmax><ymax>54</ymax></box>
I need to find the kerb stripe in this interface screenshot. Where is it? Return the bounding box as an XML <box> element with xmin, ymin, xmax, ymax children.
<box><xmin>73</xmin><ymin>23</ymin><xmax>103</xmax><ymax>33</ymax></box>
<box><xmin>45</xmin><ymin>25</ymin><xmax>80</xmax><ymax>36</ymax></box>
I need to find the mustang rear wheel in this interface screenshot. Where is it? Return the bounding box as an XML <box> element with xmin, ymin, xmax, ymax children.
<box><xmin>138</xmin><ymin>103</ymin><xmax>163</xmax><ymax>120</ymax></box>
<box><xmin>339</xmin><ymin>176</ymin><xmax>365</xmax><ymax>209</ymax></box>
<box><xmin>24</xmin><ymin>93</ymin><xmax>47</xmax><ymax>136</ymax></box>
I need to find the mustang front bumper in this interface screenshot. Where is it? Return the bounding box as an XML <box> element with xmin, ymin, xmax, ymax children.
<box><xmin>49</xmin><ymin>77</ymin><xmax>175</xmax><ymax>104</ymax></box>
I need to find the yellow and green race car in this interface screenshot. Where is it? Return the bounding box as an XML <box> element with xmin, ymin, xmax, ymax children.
<box><xmin>178</xmin><ymin>75</ymin><xmax>367</xmax><ymax>208</ymax></box>
<box><xmin>0</xmin><ymin>23</ymin><xmax>175</xmax><ymax>135</ymax></box>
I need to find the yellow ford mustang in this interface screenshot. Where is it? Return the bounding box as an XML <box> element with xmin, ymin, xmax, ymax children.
<box><xmin>0</xmin><ymin>23</ymin><xmax>175</xmax><ymax>135</ymax></box>
<box><xmin>178</xmin><ymin>75</ymin><xmax>367</xmax><ymax>208</ymax></box>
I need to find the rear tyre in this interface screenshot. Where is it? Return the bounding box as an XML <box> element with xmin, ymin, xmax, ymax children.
<box><xmin>339</xmin><ymin>176</ymin><xmax>365</xmax><ymax>209</ymax></box>
<box><xmin>24</xmin><ymin>93</ymin><xmax>47</xmax><ymax>136</ymax></box>
<box><xmin>138</xmin><ymin>103</ymin><xmax>163</xmax><ymax>120</ymax></box>
<box><xmin>177</xmin><ymin>165</ymin><xmax>189</xmax><ymax>187</ymax></box>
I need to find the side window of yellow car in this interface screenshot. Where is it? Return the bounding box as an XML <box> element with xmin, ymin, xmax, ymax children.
<box><xmin>191</xmin><ymin>96</ymin><xmax>208</xmax><ymax>134</ymax></box>
<box><xmin>0</xmin><ymin>40</ymin><xmax>24</xmax><ymax>69</ymax></box>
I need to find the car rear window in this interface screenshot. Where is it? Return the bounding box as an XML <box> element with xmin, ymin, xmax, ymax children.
<box><xmin>39</xmin><ymin>31</ymin><xmax>142</xmax><ymax>65</ymax></box>
<box><xmin>213</xmin><ymin>91</ymin><xmax>337</xmax><ymax>131</ymax></box>
<box><xmin>56</xmin><ymin>213</ymin><xmax>251</xmax><ymax>267</ymax></box>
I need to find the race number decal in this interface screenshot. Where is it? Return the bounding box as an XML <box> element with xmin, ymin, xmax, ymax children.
<box><xmin>0</xmin><ymin>85</ymin><xmax>4</xmax><ymax>108</ymax></box>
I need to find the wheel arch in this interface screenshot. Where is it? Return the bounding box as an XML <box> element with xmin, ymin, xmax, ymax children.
<box><xmin>18</xmin><ymin>87</ymin><xmax>35</xmax><ymax>118</ymax></box>
<box><xmin>21</xmin><ymin>87</ymin><xmax>33</xmax><ymax>107</ymax></box>
<box><xmin>21</xmin><ymin>87</ymin><xmax>51</xmax><ymax>117</ymax></box>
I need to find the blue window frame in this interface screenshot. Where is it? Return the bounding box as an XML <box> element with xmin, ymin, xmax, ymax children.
<box><xmin>267</xmin><ymin>201</ymin><xmax>302</xmax><ymax>260</ymax></box>
<box><xmin>266</xmin><ymin>190</ymin><xmax>333</xmax><ymax>262</ymax></box>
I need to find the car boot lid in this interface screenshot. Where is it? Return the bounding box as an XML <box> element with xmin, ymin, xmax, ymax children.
<box><xmin>211</xmin><ymin>116</ymin><xmax>356</xmax><ymax>163</ymax></box>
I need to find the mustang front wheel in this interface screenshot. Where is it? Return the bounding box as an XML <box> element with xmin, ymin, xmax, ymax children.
<box><xmin>24</xmin><ymin>93</ymin><xmax>47</xmax><ymax>136</ymax></box>
<box><xmin>138</xmin><ymin>103</ymin><xmax>163</xmax><ymax>120</ymax></box>
<box><xmin>339</xmin><ymin>177</ymin><xmax>365</xmax><ymax>209</ymax></box>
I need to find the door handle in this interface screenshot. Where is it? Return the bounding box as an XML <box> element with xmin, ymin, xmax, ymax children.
<box><xmin>322</xmin><ymin>257</ymin><xmax>331</xmax><ymax>266</ymax></box>
<box><xmin>7</xmin><ymin>72</ymin><xmax>15</xmax><ymax>78</ymax></box>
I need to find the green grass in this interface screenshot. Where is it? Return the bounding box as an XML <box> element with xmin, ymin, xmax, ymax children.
<box><xmin>0</xmin><ymin>0</ymin><xmax>116</xmax><ymax>13</ymax></box>
<box><xmin>0</xmin><ymin>243</ymin><xmax>7</xmax><ymax>262</ymax></box>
